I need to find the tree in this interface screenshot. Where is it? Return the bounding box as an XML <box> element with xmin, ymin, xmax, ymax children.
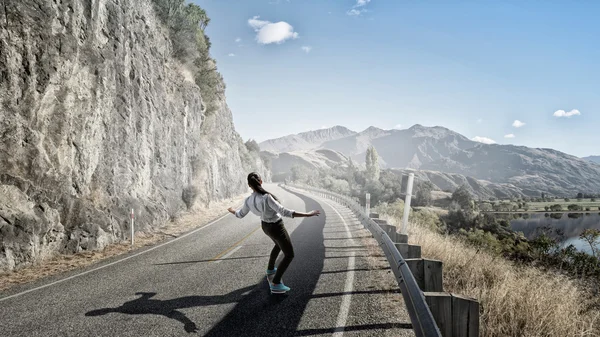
<box><xmin>580</xmin><ymin>229</ymin><xmax>600</xmax><ymax>258</ymax></box>
<box><xmin>413</xmin><ymin>181</ymin><xmax>434</xmax><ymax>207</ymax></box>
<box><xmin>452</xmin><ymin>185</ymin><xmax>475</xmax><ymax>213</ymax></box>
<box><xmin>564</xmin><ymin>198</ymin><xmax>570</xmax><ymax>202</ymax></box>
<box><xmin>577</xmin><ymin>192</ymin><xmax>584</xmax><ymax>199</ymax></box>
<box><xmin>568</xmin><ymin>204</ymin><xmax>582</xmax><ymax>211</ymax></box>
<box><xmin>479</xmin><ymin>202</ymin><xmax>493</xmax><ymax>212</ymax></box>
<box><xmin>244</xmin><ymin>139</ymin><xmax>260</xmax><ymax>153</ymax></box>
<box><xmin>541</xmin><ymin>192</ymin><xmax>546</xmax><ymax>200</ymax></box>
<box><xmin>183</xmin><ymin>3</ymin><xmax>210</xmax><ymax>31</ymax></box>
<box><xmin>365</xmin><ymin>146</ymin><xmax>380</xmax><ymax>182</ymax></box>
<box><xmin>550</xmin><ymin>204</ymin><xmax>563</xmax><ymax>212</ymax></box>
<box><xmin>291</xmin><ymin>165</ymin><xmax>309</xmax><ymax>183</ymax></box>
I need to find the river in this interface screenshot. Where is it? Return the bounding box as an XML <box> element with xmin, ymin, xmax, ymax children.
<box><xmin>509</xmin><ymin>212</ymin><xmax>600</xmax><ymax>254</ymax></box>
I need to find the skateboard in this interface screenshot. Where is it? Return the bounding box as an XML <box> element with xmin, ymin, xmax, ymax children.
<box><xmin>266</xmin><ymin>274</ymin><xmax>287</xmax><ymax>294</ymax></box>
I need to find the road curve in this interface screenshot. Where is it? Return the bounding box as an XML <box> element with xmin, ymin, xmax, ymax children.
<box><xmin>0</xmin><ymin>184</ymin><xmax>414</xmax><ymax>337</ymax></box>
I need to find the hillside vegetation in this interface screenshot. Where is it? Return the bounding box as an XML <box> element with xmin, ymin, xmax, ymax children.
<box><xmin>151</xmin><ymin>0</ymin><xmax>224</xmax><ymax>114</ymax></box>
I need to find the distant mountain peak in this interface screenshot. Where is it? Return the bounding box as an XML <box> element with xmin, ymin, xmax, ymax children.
<box><xmin>583</xmin><ymin>155</ymin><xmax>600</xmax><ymax>164</ymax></box>
<box><xmin>364</xmin><ymin>126</ymin><xmax>384</xmax><ymax>132</ymax></box>
<box><xmin>360</xmin><ymin>126</ymin><xmax>387</xmax><ymax>136</ymax></box>
<box><xmin>259</xmin><ymin>125</ymin><xmax>356</xmax><ymax>153</ymax></box>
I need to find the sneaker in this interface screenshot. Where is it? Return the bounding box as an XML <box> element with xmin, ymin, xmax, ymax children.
<box><xmin>270</xmin><ymin>282</ymin><xmax>291</xmax><ymax>293</ymax></box>
<box><xmin>266</xmin><ymin>267</ymin><xmax>277</xmax><ymax>276</ymax></box>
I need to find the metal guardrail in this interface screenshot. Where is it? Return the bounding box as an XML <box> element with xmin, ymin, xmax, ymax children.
<box><xmin>283</xmin><ymin>183</ymin><xmax>442</xmax><ymax>337</ymax></box>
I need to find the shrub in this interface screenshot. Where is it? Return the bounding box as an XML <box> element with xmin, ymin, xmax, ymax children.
<box><xmin>550</xmin><ymin>204</ymin><xmax>563</xmax><ymax>212</ymax></box>
<box><xmin>181</xmin><ymin>185</ymin><xmax>199</xmax><ymax>209</ymax></box>
<box><xmin>244</xmin><ymin>139</ymin><xmax>260</xmax><ymax>153</ymax></box>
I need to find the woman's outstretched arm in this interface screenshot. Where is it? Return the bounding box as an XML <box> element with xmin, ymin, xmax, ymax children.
<box><xmin>292</xmin><ymin>210</ymin><xmax>321</xmax><ymax>218</ymax></box>
<box><xmin>228</xmin><ymin>199</ymin><xmax>249</xmax><ymax>218</ymax></box>
<box><xmin>265</xmin><ymin>194</ymin><xmax>320</xmax><ymax>218</ymax></box>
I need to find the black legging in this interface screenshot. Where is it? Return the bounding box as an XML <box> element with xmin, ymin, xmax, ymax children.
<box><xmin>261</xmin><ymin>219</ymin><xmax>294</xmax><ymax>284</ymax></box>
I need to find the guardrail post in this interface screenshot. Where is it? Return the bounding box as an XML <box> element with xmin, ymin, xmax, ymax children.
<box><xmin>405</xmin><ymin>258</ymin><xmax>443</xmax><ymax>292</ymax></box>
<box><xmin>425</xmin><ymin>292</ymin><xmax>480</xmax><ymax>337</ymax></box>
<box><xmin>373</xmin><ymin>218</ymin><xmax>409</xmax><ymax>245</ymax></box>
<box><xmin>394</xmin><ymin>243</ymin><xmax>421</xmax><ymax>259</ymax></box>
<box><xmin>365</xmin><ymin>193</ymin><xmax>370</xmax><ymax>215</ymax></box>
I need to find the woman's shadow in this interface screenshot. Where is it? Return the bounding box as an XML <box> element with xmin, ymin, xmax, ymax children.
<box><xmin>85</xmin><ymin>285</ymin><xmax>255</xmax><ymax>333</ymax></box>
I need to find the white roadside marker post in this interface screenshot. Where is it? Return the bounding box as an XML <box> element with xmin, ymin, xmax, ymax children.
<box><xmin>401</xmin><ymin>173</ymin><xmax>415</xmax><ymax>235</ymax></box>
<box><xmin>130</xmin><ymin>208</ymin><xmax>135</xmax><ymax>247</ymax></box>
<box><xmin>366</xmin><ymin>193</ymin><xmax>371</xmax><ymax>216</ymax></box>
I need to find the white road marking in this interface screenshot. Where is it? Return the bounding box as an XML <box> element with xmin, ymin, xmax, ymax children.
<box><xmin>333</xmin><ymin>251</ymin><xmax>356</xmax><ymax>337</ymax></box>
<box><xmin>0</xmin><ymin>212</ymin><xmax>232</xmax><ymax>302</ymax></box>
<box><xmin>320</xmin><ymin>198</ymin><xmax>357</xmax><ymax>337</ymax></box>
<box><xmin>213</xmin><ymin>245</ymin><xmax>243</xmax><ymax>264</ymax></box>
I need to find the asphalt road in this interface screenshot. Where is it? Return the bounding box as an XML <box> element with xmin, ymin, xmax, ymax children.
<box><xmin>0</xmin><ymin>184</ymin><xmax>414</xmax><ymax>337</ymax></box>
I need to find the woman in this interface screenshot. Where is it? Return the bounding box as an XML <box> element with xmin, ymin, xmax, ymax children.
<box><xmin>228</xmin><ymin>172</ymin><xmax>320</xmax><ymax>293</ymax></box>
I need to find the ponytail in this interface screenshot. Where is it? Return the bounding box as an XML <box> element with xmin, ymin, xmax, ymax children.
<box><xmin>247</xmin><ymin>172</ymin><xmax>279</xmax><ymax>201</ymax></box>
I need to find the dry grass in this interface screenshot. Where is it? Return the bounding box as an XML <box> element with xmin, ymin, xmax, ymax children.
<box><xmin>383</xmin><ymin>215</ymin><xmax>600</xmax><ymax>337</ymax></box>
<box><xmin>0</xmin><ymin>195</ymin><xmax>246</xmax><ymax>292</ymax></box>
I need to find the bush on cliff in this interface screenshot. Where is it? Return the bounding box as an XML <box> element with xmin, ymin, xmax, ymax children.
<box><xmin>151</xmin><ymin>0</ymin><xmax>224</xmax><ymax>114</ymax></box>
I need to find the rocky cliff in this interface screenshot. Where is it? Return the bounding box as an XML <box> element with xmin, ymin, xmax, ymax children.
<box><xmin>0</xmin><ymin>0</ymin><xmax>268</xmax><ymax>272</ymax></box>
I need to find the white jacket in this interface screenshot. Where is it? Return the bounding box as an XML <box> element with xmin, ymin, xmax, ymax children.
<box><xmin>235</xmin><ymin>192</ymin><xmax>295</xmax><ymax>223</ymax></box>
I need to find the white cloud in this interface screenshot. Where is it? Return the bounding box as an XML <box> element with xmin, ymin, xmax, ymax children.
<box><xmin>248</xmin><ymin>16</ymin><xmax>299</xmax><ymax>45</ymax></box>
<box><xmin>512</xmin><ymin>120</ymin><xmax>526</xmax><ymax>128</ymax></box>
<box><xmin>235</xmin><ymin>37</ymin><xmax>242</xmax><ymax>43</ymax></box>
<box><xmin>320</xmin><ymin>125</ymin><xmax>328</xmax><ymax>129</ymax></box>
<box><xmin>553</xmin><ymin>109</ymin><xmax>581</xmax><ymax>118</ymax></box>
<box><xmin>471</xmin><ymin>136</ymin><xmax>496</xmax><ymax>144</ymax></box>
<box><xmin>504</xmin><ymin>134</ymin><xmax>515</xmax><ymax>139</ymax></box>
<box><xmin>228</xmin><ymin>53</ymin><xmax>235</xmax><ymax>57</ymax></box>
<box><xmin>393</xmin><ymin>124</ymin><xmax>402</xmax><ymax>130</ymax></box>
<box><xmin>301</xmin><ymin>46</ymin><xmax>312</xmax><ymax>53</ymax></box>
<box><xmin>476</xmin><ymin>118</ymin><xmax>483</xmax><ymax>124</ymax></box>
<box><xmin>347</xmin><ymin>0</ymin><xmax>371</xmax><ymax>16</ymax></box>
<box><xmin>347</xmin><ymin>8</ymin><xmax>365</xmax><ymax>16</ymax></box>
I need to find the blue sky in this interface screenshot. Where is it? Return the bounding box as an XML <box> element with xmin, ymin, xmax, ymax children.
<box><xmin>194</xmin><ymin>0</ymin><xmax>599</xmax><ymax>157</ymax></box>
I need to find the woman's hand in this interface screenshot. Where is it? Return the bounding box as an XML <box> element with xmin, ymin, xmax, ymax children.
<box><xmin>309</xmin><ymin>210</ymin><xmax>321</xmax><ymax>217</ymax></box>
<box><xmin>227</xmin><ymin>207</ymin><xmax>236</xmax><ymax>214</ymax></box>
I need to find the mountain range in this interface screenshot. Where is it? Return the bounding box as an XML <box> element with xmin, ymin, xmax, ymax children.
<box><xmin>582</xmin><ymin>156</ymin><xmax>600</xmax><ymax>164</ymax></box>
<box><xmin>260</xmin><ymin>125</ymin><xmax>600</xmax><ymax>198</ymax></box>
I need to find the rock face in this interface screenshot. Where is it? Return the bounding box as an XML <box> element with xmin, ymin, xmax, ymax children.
<box><xmin>0</xmin><ymin>0</ymin><xmax>268</xmax><ymax>272</ymax></box>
